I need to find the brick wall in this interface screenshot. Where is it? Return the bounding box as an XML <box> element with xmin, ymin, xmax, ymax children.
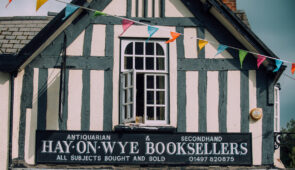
<box><xmin>222</xmin><ymin>0</ymin><xmax>236</xmax><ymax>11</ymax></box>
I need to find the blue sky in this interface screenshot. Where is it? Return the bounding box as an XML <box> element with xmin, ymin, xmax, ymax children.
<box><xmin>0</xmin><ymin>0</ymin><xmax>295</xmax><ymax>128</ymax></box>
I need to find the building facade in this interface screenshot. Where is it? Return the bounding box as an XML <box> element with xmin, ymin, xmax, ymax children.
<box><xmin>0</xmin><ymin>0</ymin><xmax>284</xmax><ymax>169</ymax></box>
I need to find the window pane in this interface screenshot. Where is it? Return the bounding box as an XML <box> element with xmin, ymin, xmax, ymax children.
<box><xmin>147</xmin><ymin>91</ymin><xmax>154</xmax><ymax>104</ymax></box>
<box><xmin>156</xmin><ymin>107</ymin><xmax>165</xmax><ymax>120</ymax></box>
<box><xmin>156</xmin><ymin>76</ymin><xmax>165</xmax><ymax>89</ymax></box>
<box><xmin>124</xmin><ymin>106</ymin><xmax>127</xmax><ymax>119</ymax></box>
<box><xmin>125</xmin><ymin>43</ymin><xmax>133</xmax><ymax>54</ymax></box>
<box><xmin>146</xmin><ymin>57</ymin><xmax>154</xmax><ymax>70</ymax></box>
<box><xmin>147</xmin><ymin>107</ymin><xmax>154</xmax><ymax>120</ymax></box>
<box><xmin>128</xmin><ymin>89</ymin><xmax>133</xmax><ymax>102</ymax></box>
<box><xmin>129</xmin><ymin>104</ymin><xmax>133</xmax><ymax>118</ymax></box>
<box><xmin>125</xmin><ymin>57</ymin><xmax>133</xmax><ymax>69</ymax></box>
<box><xmin>135</xmin><ymin>42</ymin><xmax>143</xmax><ymax>55</ymax></box>
<box><xmin>156</xmin><ymin>58</ymin><xmax>165</xmax><ymax>70</ymax></box>
<box><xmin>156</xmin><ymin>43</ymin><xmax>164</xmax><ymax>55</ymax></box>
<box><xmin>146</xmin><ymin>42</ymin><xmax>154</xmax><ymax>55</ymax></box>
<box><xmin>156</xmin><ymin>91</ymin><xmax>165</xmax><ymax>104</ymax></box>
<box><xmin>135</xmin><ymin>57</ymin><xmax>143</xmax><ymax>70</ymax></box>
<box><xmin>147</xmin><ymin>76</ymin><xmax>154</xmax><ymax>89</ymax></box>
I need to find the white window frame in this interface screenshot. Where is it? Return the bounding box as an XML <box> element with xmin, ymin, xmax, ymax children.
<box><xmin>120</xmin><ymin>39</ymin><xmax>168</xmax><ymax>125</ymax></box>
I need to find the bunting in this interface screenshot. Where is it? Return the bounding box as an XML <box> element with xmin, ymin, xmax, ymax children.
<box><xmin>198</xmin><ymin>40</ymin><xmax>208</xmax><ymax>51</ymax></box>
<box><xmin>120</xmin><ymin>19</ymin><xmax>134</xmax><ymax>36</ymax></box>
<box><xmin>239</xmin><ymin>50</ymin><xmax>248</xmax><ymax>68</ymax></box>
<box><xmin>257</xmin><ymin>54</ymin><xmax>266</xmax><ymax>69</ymax></box>
<box><xmin>146</xmin><ymin>25</ymin><xmax>159</xmax><ymax>42</ymax></box>
<box><xmin>62</xmin><ymin>4</ymin><xmax>79</xmax><ymax>20</ymax></box>
<box><xmin>10</xmin><ymin>0</ymin><xmax>293</xmax><ymax>75</ymax></box>
<box><xmin>292</xmin><ymin>63</ymin><xmax>295</xmax><ymax>75</ymax></box>
<box><xmin>273</xmin><ymin>60</ymin><xmax>283</xmax><ymax>72</ymax></box>
<box><xmin>93</xmin><ymin>10</ymin><xmax>106</xmax><ymax>17</ymax></box>
<box><xmin>215</xmin><ymin>44</ymin><xmax>228</xmax><ymax>56</ymax></box>
<box><xmin>5</xmin><ymin>0</ymin><xmax>12</xmax><ymax>8</ymax></box>
<box><xmin>166</xmin><ymin>32</ymin><xmax>181</xmax><ymax>44</ymax></box>
<box><xmin>36</xmin><ymin>0</ymin><xmax>48</xmax><ymax>11</ymax></box>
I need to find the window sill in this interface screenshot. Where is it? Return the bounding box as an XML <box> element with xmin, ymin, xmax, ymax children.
<box><xmin>114</xmin><ymin>124</ymin><xmax>176</xmax><ymax>133</ymax></box>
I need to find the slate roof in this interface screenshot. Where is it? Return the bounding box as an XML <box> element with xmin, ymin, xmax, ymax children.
<box><xmin>0</xmin><ymin>16</ymin><xmax>54</xmax><ymax>54</ymax></box>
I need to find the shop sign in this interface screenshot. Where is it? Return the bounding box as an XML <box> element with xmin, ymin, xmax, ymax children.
<box><xmin>36</xmin><ymin>130</ymin><xmax>252</xmax><ymax>165</ymax></box>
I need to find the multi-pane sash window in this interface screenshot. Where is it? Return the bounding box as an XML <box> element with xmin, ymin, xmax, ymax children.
<box><xmin>121</xmin><ymin>40</ymin><xmax>168</xmax><ymax>125</ymax></box>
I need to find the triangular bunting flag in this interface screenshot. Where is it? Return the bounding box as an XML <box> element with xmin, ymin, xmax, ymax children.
<box><xmin>166</xmin><ymin>32</ymin><xmax>181</xmax><ymax>44</ymax></box>
<box><xmin>36</xmin><ymin>0</ymin><xmax>48</xmax><ymax>11</ymax></box>
<box><xmin>215</xmin><ymin>44</ymin><xmax>228</xmax><ymax>56</ymax></box>
<box><xmin>5</xmin><ymin>0</ymin><xmax>12</xmax><ymax>8</ymax></box>
<box><xmin>146</xmin><ymin>25</ymin><xmax>159</xmax><ymax>42</ymax></box>
<box><xmin>292</xmin><ymin>63</ymin><xmax>295</xmax><ymax>75</ymax></box>
<box><xmin>273</xmin><ymin>60</ymin><xmax>283</xmax><ymax>72</ymax></box>
<box><xmin>239</xmin><ymin>50</ymin><xmax>248</xmax><ymax>68</ymax></box>
<box><xmin>120</xmin><ymin>19</ymin><xmax>134</xmax><ymax>36</ymax></box>
<box><xmin>198</xmin><ymin>40</ymin><xmax>208</xmax><ymax>51</ymax></box>
<box><xmin>93</xmin><ymin>10</ymin><xmax>106</xmax><ymax>17</ymax></box>
<box><xmin>257</xmin><ymin>54</ymin><xmax>266</xmax><ymax>69</ymax></box>
<box><xmin>62</xmin><ymin>4</ymin><xmax>79</xmax><ymax>20</ymax></box>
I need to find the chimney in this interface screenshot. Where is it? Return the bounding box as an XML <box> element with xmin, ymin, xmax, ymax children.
<box><xmin>222</xmin><ymin>0</ymin><xmax>236</xmax><ymax>11</ymax></box>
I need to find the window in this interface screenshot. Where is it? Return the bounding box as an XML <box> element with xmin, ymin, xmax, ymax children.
<box><xmin>120</xmin><ymin>40</ymin><xmax>168</xmax><ymax>125</ymax></box>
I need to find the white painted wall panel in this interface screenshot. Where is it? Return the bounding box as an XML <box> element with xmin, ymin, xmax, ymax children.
<box><xmin>184</xmin><ymin>28</ymin><xmax>197</xmax><ymax>58</ymax></box>
<box><xmin>67</xmin><ymin>30</ymin><xmax>85</xmax><ymax>56</ymax></box>
<box><xmin>0</xmin><ymin>72</ymin><xmax>10</xmax><ymax>170</ymax></box>
<box><xmin>67</xmin><ymin>70</ymin><xmax>83</xmax><ymax>130</ymax></box>
<box><xmin>131</xmin><ymin>0</ymin><xmax>136</xmax><ymax>17</ymax></box>
<box><xmin>154</xmin><ymin>0</ymin><xmax>160</xmax><ymax>17</ymax></box>
<box><xmin>12</xmin><ymin>70</ymin><xmax>24</xmax><ymax>159</ymax></box>
<box><xmin>227</xmin><ymin>71</ymin><xmax>241</xmax><ymax>132</ymax></box>
<box><xmin>249</xmin><ymin>70</ymin><xmax>262</xmax><ymax>165</ymax></box>
<box><xmin>90</xmin><ymin>70</ymin><xmax>104</xmax><ymax>131</ymax></box>
<box><xmin>138</xmin><ymin>0</ymin><xmax>144</xmax><ymax>17</ymax></box>
<box><xmin>186</xmin><ymin>71</ymin><xmax>198</xmax><ymax>132</ymax></box>
<box><xmin>147</xmin><ymin>0</ymin><xmax>153</xmax><ymax>17</ymax></box>
<box><xmin>205</xmin><ymin>30</ymin><xmax>233</xmax><ymax>59</ymax></box>
<box><xmin>46</xmin><ymin>69</ymin><xmax>60</xmax><ymax>130</ymax></box>
<box><xmin>165</xmin><ymin>0</ymin><xmax>193</xmax><ymax>17</ymax></box>
<box><xmin>206</xmin><ymin>71</ymin><xmax>219</xmax><ymax>132</ymax></box>
<box><xmin>103</xmin><ymin>0</ymin><xmax>126</xmax><ymax>16</ymax></box>
<box><xmin>91</xmin><ymin>25</ymin><xmax>106</xmax><ymax>56</ymax></box>
<box><xmin>24</xmin><ymin>68</ymin><xmax>38</xmax><ymax>165</ymax></box>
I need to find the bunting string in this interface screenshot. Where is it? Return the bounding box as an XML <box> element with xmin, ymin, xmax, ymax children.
<box><xmin>39</xmin><ymin>0</ymin><xmax>295</xmax><ymax>74</ymax></box>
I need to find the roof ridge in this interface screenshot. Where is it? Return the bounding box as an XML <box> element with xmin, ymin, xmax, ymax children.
<box><xmin>0</xmin><ymin>16</ymin><xmax>54</xmax><ymax>21</ymax></box>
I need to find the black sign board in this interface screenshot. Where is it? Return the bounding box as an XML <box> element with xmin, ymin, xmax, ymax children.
<box><xmin>36</xmin><ymin>130</ymin><xmax>252</xmax><ymax>165</ymax></box>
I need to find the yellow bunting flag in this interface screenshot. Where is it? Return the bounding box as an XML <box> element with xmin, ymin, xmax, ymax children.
<box><xmin>292</xmin><ymin>63</ymin><xmax>295</xmax><ymax>75</ymax></box>
<box><xmin>198</xmin><ymin>39</ymin><xmax>208</xmax><ymax>50</ymax></box>
<box><xmin>36</xmin><ymin>0</ymin><xmax>48</xmax><ymax>11</ymax></box>
<box><xmin>166</xmin><ymin>32</ymin><xmax>181</xmax><ymax>44</ymax></box>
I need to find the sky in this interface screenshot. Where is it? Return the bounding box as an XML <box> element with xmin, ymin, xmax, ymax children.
<box><xmin>0</xmin><ymin>0</ymin><xmax>295</xmax><ymax>128</ymax></box>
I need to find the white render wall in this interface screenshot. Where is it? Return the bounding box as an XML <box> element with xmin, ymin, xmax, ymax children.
<box><xmin>0</xmin><ymin>72</ymin><xmax>10</xmax><ymax>170</ymax></box>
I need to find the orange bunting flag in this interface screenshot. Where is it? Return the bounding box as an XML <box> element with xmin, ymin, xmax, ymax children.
<box><xmin>166</xmin><ymin>32</ymin><xmax>181</xmax><ymax>44</ymax></box>
<box><xmin>6</xmin><ymin>0</ymin><xmax>12</xmax><ymax>8</ymax></box>
<box><xmin>292</xmin><ymin>63</ymin><xmax>295</xmax><ymax>75</ymax></box>
<box><xmin>36</xmin><ymin>0</ymin><xmax>48</xmax><ymax>11</ymax></box>
<box><xmin>198</xmin><ymin>40</ymin><xmax>208</xmax><ymax>51</ymax></box>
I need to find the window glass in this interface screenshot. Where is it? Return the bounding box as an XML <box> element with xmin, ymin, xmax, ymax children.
<box><xmin>146</xmin><ymin>57</ymin><xmax>154</xmax><ymax>70</ymax></box>
<box><xmin>125</xmin><ymin>43</ymin><xmax>133</xmax><ymax>54</ymax></box>
<box><xmin>135</xmin><ymin>57</ymin><xmax>143</xmax><ymax>70</ymax></box>
<box><xmin>135</xmin><ymin>42</ymin><xmax>144</xmax><ymax>55</ymax></box>
<box><xmin>146</xmin><ymin>42</ymin><xmax>154</xmax><ymax>55</ymax></box>
<box><xmin>156</xmin><ymin>43</ymin><xmax>164</xmax><ymax>55</ymax></box>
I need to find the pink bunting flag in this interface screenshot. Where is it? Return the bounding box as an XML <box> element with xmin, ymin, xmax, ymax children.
<box><xmin>257</xmin><ymin>54</ymin><xmax>266</xmax><ymax>69</ymax></box>
<box><xmin>120</xmin><ymin>19</ymin><xmax>134</xmax><ymax>36</ymax></box>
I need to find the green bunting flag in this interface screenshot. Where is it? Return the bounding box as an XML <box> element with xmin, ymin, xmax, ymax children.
<box><xmin>239</xmin><ymin>50</ymin><xmax>248</xmax><ymax>68</ymax></box>
<box><xmin>93</xmin><ymin>10</ymin><xmax>106</xmax><ymax>17</ymax></box>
